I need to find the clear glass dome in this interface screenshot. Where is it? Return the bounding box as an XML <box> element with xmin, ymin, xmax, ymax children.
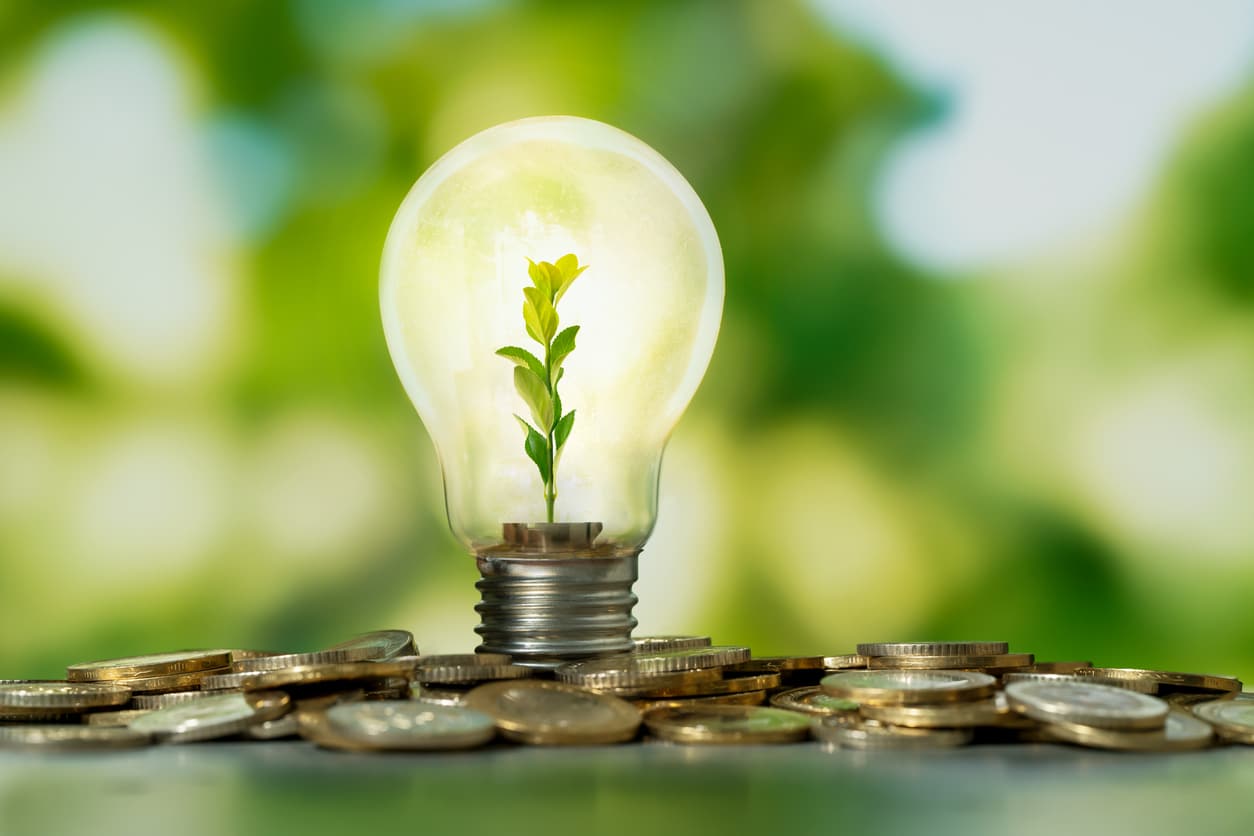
<box><xmin>381</xmin><ymin>116</ymin><xmax>723</xmax><ymax>554</ymax></box>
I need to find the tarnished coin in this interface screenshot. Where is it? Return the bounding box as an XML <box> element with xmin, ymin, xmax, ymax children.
<box><xmin>1042</xmin><ymin>709</ymin><xmax>1213</xmax><ymax>752</ymax></box>
<box><xmin>133</xmin><ymin>691</ymin><xmax>207</xmax><ymax>710</ymax></box>
<box><xmin>131</xmin><ymin>691</ymin><xmax>290</xmax><ymax>743</ymax></box>
<box><xmin>465</xmin><ymin>680</ymin><xmax>641</xmax><ymax>745</ymax></box>
<box><xmin>0</xmin><ymin>725</ymin><xmax>150</xmax><ymax>750</ymax></box>
<box><xmin>302</xmin><ymin>701</ymin><xmax>496</xmax><ymax>751</ymax></box>
<box><xmin>1078</xmin><ymin>668</ymin><xmax>1242</xmax><ymax>695</ymax></box>
<box><xmin>643</xmin><ymin>705</ymin><xmax>811</xmax><ymax>744</ymax></box>
<box><xmin>861</xmin><ymin>697</ymin><xmax>1007</xmax><ymax>728</ymax></box>
<box><xmin>813</xmin><ymin>719</ymin><xmax>973</xmax><ymax>749</ymax></box>
<box><xmin>1193</xmin><ymin>699</ymin><xmax>1254</xmax><ymax>744</ymax></box>
<box><xmin>727</xmin><ymin>656</ymin><xmax>828</xmax><ymax>673</ymax></box>
<box><xmin>556</xmin><ymin>663</ymin><xmax>723</xmax><ymax>692</ymax></box>
<box><xmin>326</xmin><ymin>630</ymin><xmax>418</xmax><ymax>661</ymax></box>
<box><xmin>633</xmin><ymin>636</ymin><xmax>712</xmax><ymax>653</ymax></box>
<box><xmin>0</xmin><ymin>681</ymin><xmax>130</xmax><ymax>710</ymax></box>
<box><xmin>631</xmin><ymin>673</ymin><xmax>780</xmax><ymax>699</ymax></box>
<box><xmin>821</xmin><ymin>670</ymin><xmax>997</xmax><ymax>706</ymax></box>
<box><xmin>241</xmin><ymin>661</ymin><xmax>415</xmax><ymax>692</ymax></box>
<box><xmin>557</xmin><ymin>646</ymin><xmax>750</xmax><ymax>683</ymax></box>
<box><xmin>1025</xmin><ymin>661</ymin><xmax>1092</xmax><ymax>674</ymax></box>
<box><xmin>1005</xmin><ymin>680</ymin><xmax>1168</xmax><ymax>730</ymax></box>
<box><xmin>633</xmin><ymin>691</ymin><xmax>768</xmax><ymax>713</ymax></box>
<box><xmin>868</xmin><ymin>653</ymin><xmax>1034</xmax><ymax>672</ymax></box>
<box><xmin>411</xmin><ymin>654</ymin><xmax>526</xmax><ymax>685</ymax></box>
<box><xmin>770</xmin><ymin>687</ymin><xmax>859</xmax><ymax>717</ymax></box>
<box><xmin>857</xmin><ymin>642</ymin><xmax>1010</xmax><ymax>658</ymax></box>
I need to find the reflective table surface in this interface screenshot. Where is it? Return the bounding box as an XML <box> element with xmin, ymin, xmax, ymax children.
<box><xmin>1</xmin><ymin>741</ymin><xmax>1251</xmax><ymax>835</ymax></box>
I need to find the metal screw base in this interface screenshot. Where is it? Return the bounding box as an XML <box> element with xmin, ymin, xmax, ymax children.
<box><xmin>473</xmin><ymin>551</ymin><xmax>639</xmax><ymax>670</ymax></box>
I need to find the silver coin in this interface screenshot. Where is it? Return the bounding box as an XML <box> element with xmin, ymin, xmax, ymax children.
<box><xmin>820</xmin><ymin>670</ymin><xmax>998</xmax><ymax>705</ymax></box>
<box><xmin>465</xmin><ymin>680</ymin><xmax>641</xmax><ymax>745</ymax></box>
<box><xmin>245</xmin><ymin>714</ymin><xmax>301</xmax><ymax>740</ymax></box>
<box><xmin>0</xmin><ymin>681</ymin><xmax>131</xmax><ymax>710</ymax></box>
<box><xmin>317</xmin><ymin>701</ymin><xmax>496</xmax><ymax>750</ymax></box>
<box><xmin>326</xmin><ymin>630</ymin><xmax>418</xmax><ymax>661</ymax></box>
<box><xmin>200</xmin><ymin>670</ymin><xmax>269</xmax><ymax>691</ymax></box>
<box><xmin>1005</xmin><ymin>680</ymin><xmax>1168</xmax><ymax>730</ymax></box>
<box><xmin>130</xmin><ymin>691</ymin><xmax>289</xmax><ymax>743</ymax></box>
<box><xmin>856</xmin><ymin>641</ymin><xmax>1009</xmax><ymax>657</ymax></box>
<box><xmin>814</xmin><ymin>719</ymin><xmax>972</xmax><ymax>749</ymax></box>
<box><xmin>1193</xmin><ymin>698</ymin><xmax>1254</xmax><ymax>743</ymax></box>
<box><xmin>133</xmin><ymin>691</ymin><xmax>207</xmax><ymax>710</ymax></box>
<box><xmin>633</xmin><ymin>636</ymin><xmax>713</xmax><ymax>653</ymax></box>
<box><xmin>769</xmin><ymin>687</ymin><xmax>859</xmax><ymax>717</ymax></box>
<box><xmin>557</xmin><ymin>646</ymin><xmax>750</xmax><ymax>684</ymax></box>
<box><xmin>0</xmin><ymin>725</ymin><xmax>150</xmax><ymax>750</ymax></box>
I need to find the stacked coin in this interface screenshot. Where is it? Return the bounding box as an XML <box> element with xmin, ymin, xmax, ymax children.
<box><xmin>2</xmin><ymin>632</ymin><xmax>1249</xmax><ymax>755</ymax></box>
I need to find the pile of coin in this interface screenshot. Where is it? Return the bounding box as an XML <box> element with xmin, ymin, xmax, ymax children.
<box><xmin>0</xmin><ymin>634</ymin><xmax>1249</xmax><ymax>753</ymax></box>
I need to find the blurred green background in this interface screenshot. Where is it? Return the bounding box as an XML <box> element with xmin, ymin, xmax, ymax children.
<box><xmin>1</xmin><ymin>0</ymin><xmax>1253</xmax><ymax>679</ymax></box>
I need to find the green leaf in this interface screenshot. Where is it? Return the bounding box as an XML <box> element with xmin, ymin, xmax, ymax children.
<box><xmin>554</xmin><ymin>367</ymin><xmax>565</xmax><ymax>386</ymax></box>
<box><xmin>554</xmin><ymin>263</ymin><xmax>587</xmax><ymax>304</ymax></box>
<box><xmin>522</xmin><ymin>299</ymin><xmax>544</xmax><ymax>344</ymax></box>
<box><xmin>523</xmin><ymin>286</ymin><xmax>558</xmax><ymax>342</ymax></box>
<box><xmin>550</xmin><ymin>325</ymin><xmax>579</xmax><ymax>372</ymax></box>
<box><xmin>554</xmin><ymin>410</ymin><xmax>575</xmax><ymax>451</ymax></box>
<box><xmin>523</xmin><ymin>424</ymin><xmax>550</xmax><ymax>484</ymax></box>
<box><xmin>526</xmin><ymin>259</ymin><xmax>551</xmax><ymax>297</ymax></box>
<box><xmin>514</xmin><ymin>365</ymin><xmax>553</xmax><ymax>431</ymax></box>
<box><xmin>555</xmin><ymin>253</ymin><xmax>579</xmax><ymax>277</ymax></box>
<box><xmin>553</xmin><ymin>389</ymin><xmax>563</xmax><ymax>424</ymax></box>
<box><xmin>541</xmin><ymin>262</ymin><xmax>563</xmax><ymax>301</ymax></box>
<box><xmin>496</xmin><ymin>346</ymin><xmax>547</xmax><ymax>382</ymax></box>
<box><xmin>513</xmin><ymin>413</ymin><xmax>538</xmax><ymax>437</ymax></box>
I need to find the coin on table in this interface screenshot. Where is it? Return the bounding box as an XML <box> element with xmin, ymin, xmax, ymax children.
<box><xmin>86</xmin><ymin>709</ymin><xmax>155</xmax><ymax>727</ymax></box>
<box><xmin>241</xmin><ymin>661</ymin><xmax>416</xmax><ymax>692</ymax></box>
<box><xmin>1078</xmin><ymin>668</ymin><xmax>1242</xmax><ymax>695</ymax></box>
<box><xmin>1005</xmin><ymin>680</ymin><xmax>1168</xmax><ymax>730</ymax></box>
<box><xmin>302</xmin><ymin>701</ymin><xmax>497</xmax><ymax>751</ymax></box>
<box><xmin>555</xmin><ymin>661</ymin><xmax>723</xmax><ymax>692</ymax></box>
<box><xmin>856</xmin><ymin>642</ymin><xmax>1010</xmax><ymax>657</ymax></box>
<box><xmin>0</xmin><ymin>725</ymin><xmax>151</xmax><ymax>750</ymax></box>
<box><xmin>643</xmin><ymin>705</ymin><xmax>811</xmax><ymax>745</ymax></box>
<box><xmin>633</xmin><ymin>636</ymin><xmax>712</xmax><ymax>653</ymax></box>
<box><xmin>558</xmin><ymin>646</ymin><xmax>750</xmax><ymax>683</ymax></box>
<box><xmin>727</xmin><ymin>656</ymin><xmax>829</xmax><ymax>673</ymax></box>
<box><xmin>245</xmin><ymin>714</ymin><xmax>301</xmax><ymax>740</ymax></box>
<box><xmin>412</xmin><ymin>687</ymin><xmax>471</xmax><ymax>707</ymax></box>
<box><xmin>861</xmin><ymin>696</ymin><xmax>1007</xmax><ymax>728</ymax></box>
<box><xmin>813</xmin><ymin>719</ymin><xmax>973</xmax><ymax>749</ymax></box>
<box><xmin>413</xmin><ymin>654</ymin><xmax>531</xmax><ymax>685</ymax></box>
<box><xmin>200</xmin><ymin>670</ymin><xmax>269</xmax><ymax>691</ymax></box>
<box><xmin>821</xmin><ymin>670</ymin><xmax>997</xmax><ymax>706</ymax></box>
<box><xmin>465</xmin><ymin>680</ymin><xmax>641</xmax><ymax>745</ymax></box>
<box><xmin>1042</xmin><ymin>709</ymin><xmax>1213</xmax><ymax>752</ymax></box>
<box><xmin>821</xmin><ymin>654</ymin><xmax>869</xmax><ymax>670</ymax></box>
<box><xmin>1004</xmin><ymin>672</ymin><xmax>1084</xmax><ymax>686</ymax></box>
<box><xmin>133</xmin><ymin>691</ymin><xmax>208</xmax><ymax>710</ymax></box>
<box><xmin>232</xmin><ymin>644</ymin><xmax>392</xmax><ymax>673</ymax></box>
<box><xmin>0</xmin><ymin>681</ymin><xmax>131</xmax><ymax>710</ymax></box>
<box><xmin>1193</xmin><ymin>699</ymin><xmax>1254</xmax><ymax>744</ymax></box>
<box><xmin>1025</xmin><ymin>661</ymin><xmax>1092</xmax><ymax>674</ymax></box>
<box><xmin>633</xmin><ymin>690</ymin><xmax>768</xmax><ymax>713</ymax></box>
<box><xmin>770</xmin><ymin>686</ymin><xmax>860</xmax><ymax>717</ymax></box>
<box><xmin>631</xmin><ymin>672</ymin><xmax>780</xmax><ymax>699</ymax></box>
<box><xmin>868</xmin><ymin>653</ymin><xmax>1034</xmax><ymax>672</ymax></box>
<box><xmin>325</xmin><ymin>630</ymin><xmax>418</xmax><ymax>661</ymax></box>
<box><xmin>67</xmin><ymin>650</ymin><xmax>233</xmax><ymax>682</ymax></box>
<box><xmin>131</xmin><ymin>691</ymin><xmax>290</xmax><ymax>743</ymax></box>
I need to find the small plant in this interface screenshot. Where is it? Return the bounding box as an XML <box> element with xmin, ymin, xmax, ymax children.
<box><xmin>496</xmin><ymin>254</ymin><xmax>588</xmax><ymax>523</ymax></box>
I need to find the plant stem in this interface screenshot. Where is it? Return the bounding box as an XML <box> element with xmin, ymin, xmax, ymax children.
<box><xmin>544</xmin><ymin>339</ymin><xmax>556</xmax><ymax>523</ymax></box>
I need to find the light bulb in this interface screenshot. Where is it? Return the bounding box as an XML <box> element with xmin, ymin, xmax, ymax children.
<box><xmin>380</xmin><ymin>116</ymin><xmax>723</xmax><ymax>666</ymax></box>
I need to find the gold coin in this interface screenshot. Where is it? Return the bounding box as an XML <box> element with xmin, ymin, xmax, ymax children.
<box><xmin>112</xmin><ymin>669</ymin><xmax>228</xmax><ymax>694</ymax></box>
<box><xmin>558</xmin><ymin>646</ymin><xmax>750</xmax><ymax>683</ymax></box>
<box><xmin>813</xmin><ymin>719</ymin><xmax>973</xmax><ymax>749</ymax></box>
<box><xmin>303</xmin><ymin>701</ymin><xmax>496</xmax><ymax>751</ymax></box>
<box><xmin>868</xmin><ymin>653</ymin><xmax>1034</xmax><ymax>672</ymax></box>
<box><xmin>861</xmin><ymin>697</ymin><xmax>1007</xmax><ymax>728</ymax></box>
<box><xmin>232</xmin><ymin>645</ymin><xmax>398</xmax><ymax>673</ymax></box>
<box><xmin>642</xmin><ymin>705</ymin><xmax>811</xmax><ymax>745</ymax></box>
<box><xmin>325</xmin><ymin>630</ymin><xmax>418</xmax><ymax>661</ymax></box>
<box><xmin>465</xmin><ymin>680</ymin><xmax>640</xmax><ymax>745</ymax></box>
<box><xmin>633</xmin><ymin>636</ymin><xmax>712</xmax><ymax>653</ymax></box>
<box><xmin>857</xmin><ymin>642</ymin><xmax>1009</xmax><ymax>657</ymax></box>
<box><xmin>633</xmin><ymin>691</ymin><xmax>768</xmax><ymax>713</ymax></box>
<box><xmin>241</xmin><ymin>661</ymin><xmax>416</xmax><ymax>692</ymax></box>
<box><xmin>1025</xmin><ymin>661</ymin><xmax>1092</xmax><ymax>674</ymax></box>
<box><xmin>1042</xmin><ymin>710</ymin><xmax>1213</xmax><ymax>751</ymax></box>
<box><xmin>821</xmin><ymin>670</ymin><xmax>997</xmax><ymax>706</ymax></box>
<box><xmin>131</xmin><ymin>691</ymin><xmax>290</xmax><ymax>743</ymax></box>
<box><xmin>414</xmin><ymin>658</ymin><xmax>531</xmax><ymax>685</ymax></box>
<box><xmin>822</xmin><ymin>654</ymin><xmax>869</xmax><ymax>670</ymax></box>
<box><xmin>631</xmin><ymin>673</ymin><xmax>780</xmax><ymax>699</ymax></box>
<box><xmin>85</xmin><ymin>708</ymin><xmax>155</xmax><ymax>727</ymax></box>
<box><xmin>726</xmin><ymin>656</ymin><xmax>827</xmax><ymax>673</ymax></box>
<box><xmin>67</xmin><ymin>650</ymin><xmax>233</xmax><ymax>682</ymax></box>
<box><xmin>1079</xmin><ymin>668</ymin><xmax>1242</xmax><ymax>695</ymax></box>
<box><xmin>558</xmin><ymin>665</ymin><xmax>723</xmax><ymax>692</ymax></box>
<box><xmin>133</xmin><ymin>691</ymin><xmax>208</xmax><ymax>710</ymax></box>
<box><xmin>1005</xmin><ymin>680</ymin><xmax>1168</xmax><ymax>731</ymax></box>
<box><xmin>770</xmin><ymin>686</ymin><xmax>859</xmax><ymax>717</ymax></box>
<box><xmin>0</xmin><ymin>681</ymin><xmax>131</xmax><ymax>710</ymax></box>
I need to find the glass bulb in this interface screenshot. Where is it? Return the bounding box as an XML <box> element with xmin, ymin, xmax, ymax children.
<box><xmin>380</xmin><ymin>116</ymin><xmax>723</xmax><ymax>664</ymax></box>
